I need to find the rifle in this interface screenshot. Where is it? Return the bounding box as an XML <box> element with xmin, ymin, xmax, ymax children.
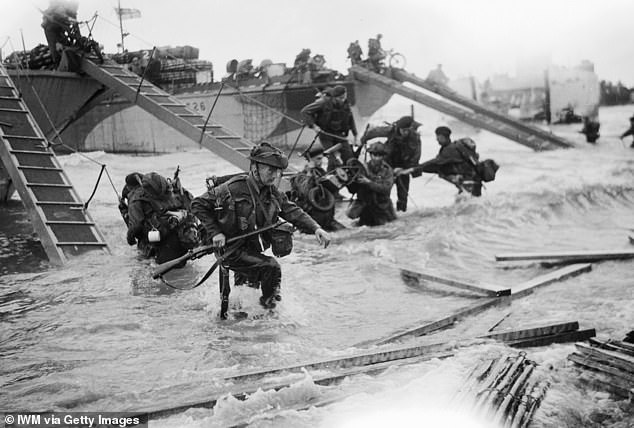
<box><xmin>152</xmin><ymin>220</ymin><xmax>284</xmax><ymax>279</ymax></box>
<box><xmin>172</xmin><ymin>165</ymin><xmax>182</xmax><ymax>195</ymax></box>
<box><xmin>355</xmin><ymin>124</ymin><xmax>370</xmax><ymax>158</ymax></box>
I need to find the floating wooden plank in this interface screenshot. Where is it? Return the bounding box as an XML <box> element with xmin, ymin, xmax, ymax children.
<box><xmin>568</xmin><ymin>353</ymin><xmax>634</xmax><ymax>385</ymax></box>
<box><xmin>575</xmin><ymin>343</ymin><xmax>634</xmax><ymax>374</ymax></box>
<box><xmin>225</xmin><ymin>342</ymin><xmax>452</xmax><ymax>384</ymax></box>
<box><xmin>613</xmin><ymin>340</ymin><xmax>634</xmax><ymax>354</ymax></box>
<box><xmin>506</xmin><ymin>328</ymin><xmax>596</xmax><ymax>348</ymax></box>
<box><xmin>512</xmin><ymin>263</ymin><xmax>592</xmax><ymax>297</ymax></box>
<box><xmin>135</xmin><ymin>351</ymin><xmax>452</xmax><ymax>420</ymax></box>
<box><xmin>369</xmin><ymin>297</ymin><xmax>509</xmax><ymax>346</ymax></box>
<box><xmin>589</xmin><ymin>338</ymin><xmax>634</xmax><ymax>358</ymax></box>
<box><xmin>495</xmin><ymin>249</ymin><xmax>634</xmax><ymax>263</ymax></box>
<box><xmin>398</xmin><ymin>264</ymin><xmax>511</xmax><ymax>297</ymax></box>
<box><xmin>569</xmin><ymin>360</ymin><xmax>634</xmax><ymax>398</ymax></box>
<box><xmin>365</xmin><ymin>264</ymin><xmax>591</xmax><ymax>347</ymax></box>
<box><xmin>479</xmin><ymin>321</ymin><xmax>579</xmax><ymax>342</ymax></box>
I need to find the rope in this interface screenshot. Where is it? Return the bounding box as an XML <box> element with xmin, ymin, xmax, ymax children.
<box><xmin>83</xmin><ymin>164</ymin><xmax>105</xmax><ymax>209</ymax></box>
<box><xmin>287</xmin><ymin>125</ymin><xmax>306</xmax><ymax>158</ymax></box>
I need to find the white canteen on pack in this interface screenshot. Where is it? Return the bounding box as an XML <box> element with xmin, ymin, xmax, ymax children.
<box><xmin>148</xmin><ymin>229</ymin><xmax>161</xmax><ymax>243</ymax></box>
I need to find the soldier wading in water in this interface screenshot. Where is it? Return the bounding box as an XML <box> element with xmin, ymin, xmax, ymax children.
<box><xmin>192</xmin><ymin>142</ymin><xmax>331</xmax><ymax>309</ymax></box>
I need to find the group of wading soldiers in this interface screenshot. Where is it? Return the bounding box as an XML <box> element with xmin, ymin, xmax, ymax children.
<box><xmin>119</xmin><ymin>84</ymin><xmax>496</xmax><ymax>310</ymax></box>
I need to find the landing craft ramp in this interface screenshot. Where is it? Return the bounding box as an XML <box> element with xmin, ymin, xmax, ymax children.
<box><xmin>0</xmin><ymin>63</ymin><xmax>108</xmax><ymax>265</ymax></box>
<box><xmin>79</xmin><ymin>59</ymin><xmax>260</xmax><ymax>171</ymax></box>
<box><xmin>350</xmin><ymin>66</ymin><xmax>574</xmax><ymax>151</ymax></box>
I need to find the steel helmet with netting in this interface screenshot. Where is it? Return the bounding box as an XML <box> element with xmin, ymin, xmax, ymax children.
<box><xmin>249</xmin><ymin>142</ymin><xmax>289</xmax><ymax>169</ymax></box>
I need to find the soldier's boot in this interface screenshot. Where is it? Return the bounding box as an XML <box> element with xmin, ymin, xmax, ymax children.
<box><xmin>259</xmin><ymin>295</ymin><xmax>277</xmax><ymax>309</ymax></box>
<box><xmin>259</xmin><ymin>262</ymin><xmax>282</xmax><ymax>308</ymax></box>
<box><xmin>396</xmin><ymin>200</ymin><xmax>407</xmax><ymax>212</ymax></box>
<box><xmin>273</xmin><ymin>285</ymin><xmax>282</xmax><ymax>301</ymax></box>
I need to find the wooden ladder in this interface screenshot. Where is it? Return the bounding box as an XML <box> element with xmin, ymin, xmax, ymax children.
<box><xmin>0</xmin><ymin>64</ymin><xmax>109</xmax><ymax>265</ymax></box>
<box><xmin>80</xmin><ymin>59</ymin><xmax>257</xmax><ymax>171</ymax></box>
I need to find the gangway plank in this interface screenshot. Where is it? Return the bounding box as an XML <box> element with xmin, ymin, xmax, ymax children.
<box><xmin>0</xmin><ymin>64</ymin><xmax>109</xmax><ymax>265</ymax></box>
<box><xmin>80</xmin><ymin>59</ymin><xmax>258</xmax><ymax>172</ymax></box>
<box><xmin>349</xmin><ymin>66</ymin><xmax>574</xmax><ymax>151</ymax></box>
<box><xmin>391</xmin><ymin>69</ymin><xmax>574</xmax><ymax>149</ymax></box>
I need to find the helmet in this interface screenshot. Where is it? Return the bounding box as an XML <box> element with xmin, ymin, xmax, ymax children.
<box><xmin>249</xmin><ymin>142</ymin><xmax>289</xmax><ymax>169</ymax></box>
<box><xmin>142</xmin><ymin>172</ymin><xmax>170</xmax><ymax>198</ymax></box>
<box><xmin>125</xmin><ymin>172</ymin><xmax>144</xmax><ymax>187</ymax></box>
<box><xmin>435</xmin><ymin>126</ymin><xmax>452</xmax><ymax>137</ymax></box>
<box><xmin>395</xmin><ymin>115</ymin><xmax>421</xmax><ymax>129</ymax></box>
<box><xmin>367</xmin><ymin>141</ymin><xmax>387</xmax><ymax>155</ymax></box>
<box><xmin>332</xmin><ymin>85</ymin><xmax>347</xmax><ymax>97</ymax></box>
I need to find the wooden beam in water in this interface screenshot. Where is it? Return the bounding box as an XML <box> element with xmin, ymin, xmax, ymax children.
<box><xmin>495</xmin><ymin>249</ymin><xmax>634</xmax><ymax>262</ymax></box>
<box><xmin>575</xmin><ymin>343</ymin><xmax>634</xmax><ymax>374</ymax></box>
<box><xmin>479</xmin><ymin>321</ymin><xmax>579</xmax><ymax>342</ymax></box>
<box><xmin>369</xmin><ymin>264</ymin><xmax>592</xmax><ymax>346</ymax></box>
<box><xmin>369</xmin><ymin>297</ymin><xmax>509</xmax><ymax>346</ymax></box>
<box><xmin>511</xmin><ymin>263</ymin><xmax>592</xmax><ymax>297</ymax></box>
<box><xmin>225</xmin><ymin>342</ymin><xmax>452</xmax><ymax>384</ymax></box>
<box><xmin>398</xmin><ymin>265</ymin><xmax>511</xmax><ymax>297</ymax></box>
<box><xmin>568</xmin><ymin>353</ymin><xmax>634</xmax><ymax>385</ymax></box>
<box><xmin>505</xmin><ymin>328</ymin><xmax>596</xmax><ymax>348</ymax></box>
<box><xmin>568</xmin><ymin>354</ymin><xmax>634</xmax><ymax>397</ymax></box>
<box><xmin>589</xmin><ymin>338</ymin><xmax>634</xmax><ymax>358</ymax></box>
<box><xmin>135</xmin><ymin>351</ymin><xmax>453</xmax><ymax>420</ymax></box>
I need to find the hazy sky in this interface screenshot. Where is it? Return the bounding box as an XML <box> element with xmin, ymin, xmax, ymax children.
<box><xmin>2</xmin><ymin>0</ymin><xmax>633</xmax><ymax>85</ymax></box>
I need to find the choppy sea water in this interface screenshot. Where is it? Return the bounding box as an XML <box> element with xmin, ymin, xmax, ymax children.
<box><xmin>1</xmin><ymin>104</ymin><xmax>633</xmax><ymax>427</ymax></box>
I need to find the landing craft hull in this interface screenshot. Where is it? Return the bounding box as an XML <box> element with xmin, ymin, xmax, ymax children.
<box><xmin>9</xmin><ymin>70</ymin><xmax>393</xmax><ymax>154</ymax></box>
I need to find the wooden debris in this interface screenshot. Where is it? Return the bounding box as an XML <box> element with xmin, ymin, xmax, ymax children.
<box><xmin>487</xmin><ymin>311</ymin><xmax>511</xmax><ymax>332</ymax></box>
<box><xmin>568</xmin><ymin>337</ymin><xmax>634</xmax><ymax>398</ymax></box>
<box><xmin>588</xmin><ymin>338</ymin><xmax>634</xmax><ymax>357</ymax></box>
<box><xmin>453</xmin><ymin>352</ymin><xmax>546</xmax><ymax>428</ymax></box>
<box><xmin>574</xmin><ymin>342</ymin><xmax>634</xmax><ymax>374</ymax></box>
<box><xmin>495</xmin><ymin>249</ymin><xmax>634</xmax><ymax>263</ymax></box>
<box><xmin>511</xmin><ymin>263</ymin><xmax>592</xmax><ymax>297</ymax></box>
<box><xmin>506</xmin><ymin>328</ymin><xmax>596</xmax><ymax>348</ymax></box>
<box><xmin>225</xmin><ymin>341</ymin><xmax>453</xmax><ymax>383</ymax></box>
<box><xmin>370</xmin><ymin>264</ymin><xmax>591</xmax><ymax>346</ymax></box>
<box><xmin>398</xmin><ymin>264</ymin><xmax>511</xmax><ymax>297</ymax></box>
<box><xmin>369</xmin><ymin>296</ymin><xmax>509</xmax><ymax>346</ymax></box>
<box><xmin>480</xmin><ymin>321</ymin><xmax>580</xmax><ymax>342</ymax></box>
<box><xmin>135</xmin><ymin>351</ymin><xmax>453</xmax><ymax>420</ymax></box>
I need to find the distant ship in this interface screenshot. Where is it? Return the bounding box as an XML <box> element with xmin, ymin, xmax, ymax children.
<box><xmin>449</xmin><ymin>60</ymin><xmax>600</xmax><ymax>124</ymax></box>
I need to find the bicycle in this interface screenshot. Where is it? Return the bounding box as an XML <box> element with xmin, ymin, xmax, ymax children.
<box><xmin>385</xmin><ymin>49</ymin><xmax>407</xmax><ymax>69</ymax></box>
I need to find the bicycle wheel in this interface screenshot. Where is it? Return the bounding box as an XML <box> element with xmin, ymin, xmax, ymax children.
<box><xmin>389</xmin><ymin>53</ymin><xmax>407</xmax><ymax>69</ymax></box>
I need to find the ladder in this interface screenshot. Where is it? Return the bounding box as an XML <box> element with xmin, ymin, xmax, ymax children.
<box><xmin>0</xmin><ymin>64</ymin><xmax>109</xmax><ymax>265</ymax></box>
<box><xmin>350</xmin><ymin>66</ymin><xmax>574</xmax><ymax>151</ymax></box>
<box><xmin>79</xmin><ymin>59</ymin><xmax>255</xmax><ymax>171</ymax></box>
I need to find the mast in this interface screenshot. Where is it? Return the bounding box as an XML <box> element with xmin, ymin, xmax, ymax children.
<box><xmin>118</xmin><ymin>0</ymin><xmax>125</xmax><ymax>52</ymax></box>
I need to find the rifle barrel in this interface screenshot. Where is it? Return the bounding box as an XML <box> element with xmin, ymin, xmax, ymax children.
<box><xmin>151</xmin><ymin>220</ymin><xmax>284</xmax><ymax>278</ymax></box>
